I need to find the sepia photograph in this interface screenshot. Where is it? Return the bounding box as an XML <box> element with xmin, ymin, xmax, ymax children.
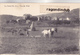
<box><xmin>0</xmin><ymin>3</ymin><xmax>79</xmax><ymax>54</ymax></box>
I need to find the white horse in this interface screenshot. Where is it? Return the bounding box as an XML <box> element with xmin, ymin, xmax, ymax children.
<box><xmin>42</xmin><ymin>27</ymin><xmax>57</xmax><ymax>37</ymax></box>
<box><xmin>42</xmin><ymin>29</ymin><xmax>51</xmax><ymax>37</ymax></box>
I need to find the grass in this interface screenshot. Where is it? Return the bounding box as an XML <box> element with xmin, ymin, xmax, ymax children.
<box><xmin>0</xmin><ymin>26</ymin><xmax>79</xmax><ymax>54</ymax></box>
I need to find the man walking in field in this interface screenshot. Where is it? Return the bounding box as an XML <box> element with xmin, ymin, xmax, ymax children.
<box><xmin>50</xmin><ymin>28</ymin><xmax>55</xmax><ymax>37</ymax></box>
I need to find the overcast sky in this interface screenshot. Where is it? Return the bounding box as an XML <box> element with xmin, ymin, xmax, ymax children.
<box><xmin>0</xmin><ymin>0</ymin><xmax>80</xmax><ymax>3</ymax></box>
<box><xmin>0</xmin><ymin>3</ymin><xmax>80</xmax><ymax>16</ymax></box>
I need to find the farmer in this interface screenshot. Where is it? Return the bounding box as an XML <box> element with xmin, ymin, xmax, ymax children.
<box><xmin>50</xmin><ymin>28</ymin><xmax>55</xmax><ymax>37</ymax></box>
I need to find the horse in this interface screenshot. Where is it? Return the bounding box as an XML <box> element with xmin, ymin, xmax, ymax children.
<box><xmin>41</xmin><ymin>29</ymin><xmax>51</xmax><ymax>37</ymax></box>
<box><xmin>42</xmin><ymin>27</ymin><xmax>57</xmax><ymax>37</ymax></box>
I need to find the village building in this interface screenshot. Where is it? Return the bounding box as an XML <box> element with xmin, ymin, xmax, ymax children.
<box><xmin>59</xmin><ymin>17</ymin><xmax>70</xmax><ymax>21</ymax></box>
<box><xmin>26</xmin><ymin>20</ymin><xmax>31</xmax><ymax>24</ymax></box>
<box><xmin>37</xmin><ymin>17</ymin><xmax>40</xmax><ymax>21</ymax></box>
<box><xmin>66</xmin><ymin>17</ymin><xmax>70</xmax><ymax>21</ymax></box>
<box><xmin>51</xmin><ymin>17</ymin><xmax>57</xmax><ymax>20</ymax></box>
<box><xmin>59</xmin><ymin>18</ymin><xmax>63</xmax><ymax>21</ymax></box>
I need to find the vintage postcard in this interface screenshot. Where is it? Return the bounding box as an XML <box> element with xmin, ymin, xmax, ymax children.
<box><xmin>0</xmin><ymin>3</ymin><xmax>79</xmax><ymax>54</ymax></box>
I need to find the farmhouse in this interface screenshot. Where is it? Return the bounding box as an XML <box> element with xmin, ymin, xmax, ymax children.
<box><xmin>59</xmin><ymin>18</ymin><xmax>63</xmax><ymax>20</ymax></box>
<box><xmin>51</xmin><ymin>17</ymin><xmax>57</xmax><ymax>20</ymax></box>
<box><xmin>26</xmin><ymin>20</ymin><xmax>31</xmax><ymax>24</ymax></box>
<box><xmin>37</xmin><ymin>17</ymin><xmax>40</xmax><ymax>21</ymax></box>
<box><xmin>59</xmin><ymin>17</ymin><xmax>70</xmax><ymax>21</ymax></box>
<box><xmin>66</xmin><ymin>17</ymin><xmax>70</xmax><ymax>21</ymax></box>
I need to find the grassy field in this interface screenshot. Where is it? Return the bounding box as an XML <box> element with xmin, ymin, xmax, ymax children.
<box><xmin>0</xmin><ymin>26</ymin><xmax>79</xmax><ymax>54</ymax></box>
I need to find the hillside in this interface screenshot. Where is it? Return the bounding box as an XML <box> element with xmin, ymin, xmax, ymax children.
<box><xmin>38</xmin><ymin>8</ymin><xmax>79</xmax><ymax>21</ymax></box>
<box><xmin>0</xmin><ymin>8</ymin><xmax>79</xmax><ymax>26</ymax></box>
<box><xmin>0</xmin><ymin>15</ymin><xmax>23</xmax><ymax>26</ymax></box>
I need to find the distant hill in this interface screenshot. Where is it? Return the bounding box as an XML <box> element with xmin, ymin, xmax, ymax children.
<box><xmin>0</xmin><ymin>8</ymin><xmax>79</xmax><ymax>26</ymax></box>
<box><xmin>38</xmin><ymin>8</ymin><xmax>79</xmax><ymax>21</ymax></box>
<box><xmin>0</xmin><ymin>15</ymin><xmax>23</xmax><ymax>26</ymax></box>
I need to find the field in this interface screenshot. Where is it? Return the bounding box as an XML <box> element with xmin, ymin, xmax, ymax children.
<box><xmin>0</xmin><ymin>26</ymin><xmax>79</xmax><ymax>54</ymax></box>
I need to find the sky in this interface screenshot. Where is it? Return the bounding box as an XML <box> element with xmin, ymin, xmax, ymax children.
<box><xmin>0</xmin><ymin>3</ymin><xmax>80</xmax><ymax>16</ymax></box>
<box><xmin>0</xmin><ymin>0</ymin><xmax>80</xmax><ymax>3</ymax></box>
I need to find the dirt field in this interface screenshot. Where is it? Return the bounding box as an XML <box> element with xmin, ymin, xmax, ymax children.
<box><xmin>0</xmin><ymin>26</ymin><xmax>79</xmax><ymax>54</ymax></box>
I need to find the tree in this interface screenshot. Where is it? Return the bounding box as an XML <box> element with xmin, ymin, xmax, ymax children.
<box><xmin>23</xmin><ymin>14</ymin><xmax>32</xmax><ymax>20</ymax></box>
<box><xmin>30</xmin><ymin>16</ymin><xmax>38</xmax><ymax>21</ymax></box>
